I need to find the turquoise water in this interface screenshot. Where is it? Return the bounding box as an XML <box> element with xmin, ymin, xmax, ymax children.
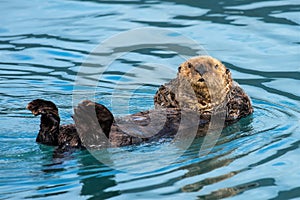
<box><xmin>1</xmin><ymin>0</ymin><xmax>300</xmax><ymax>199</ymax></box>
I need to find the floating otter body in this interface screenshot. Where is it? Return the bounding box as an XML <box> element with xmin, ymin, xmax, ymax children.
<box><xmin>27</xmin><ymin>99</ymin><xmax>196</xmax><ymax>148</ymax></box>
<box><xmin>27</xmin><ymin>56</ymin><xmax>253</xmax><ymax>149</ymax></box>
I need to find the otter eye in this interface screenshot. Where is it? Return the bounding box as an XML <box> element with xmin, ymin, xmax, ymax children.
<box><xmin>200</xmin><ymin>101</ymin><xmax>207</xmax><ymax>107</ymax></box>
<box><xmin>226</xmin><ymin>69</ymin><xmax>230</xmax><ymax>74</ymax></box>
<box><xmin>187</xmin><ymin>62</ymin><xmax>192</xmax><ymax>68</ymax></box>
<box><xmin>178</xmin><ymin>66</ymin><xmax>181</xmax><ymax>72</ymax></box>
<box><xmin>215</xmin><ymin>64</ymin><xmax>219</xmax><ymax>69</ymax></box>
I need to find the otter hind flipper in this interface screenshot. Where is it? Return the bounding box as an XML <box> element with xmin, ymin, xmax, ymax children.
<box><xmin>73</xmin><ymin>101</ymin><xmax>114</xmax><ymax>148</ymax></box>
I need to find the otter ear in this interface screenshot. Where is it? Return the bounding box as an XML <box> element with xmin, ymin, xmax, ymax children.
<box><xmin>178</xmin><ymin>66</ymin><xmax>182</xmax><ymax>73</ymax></box>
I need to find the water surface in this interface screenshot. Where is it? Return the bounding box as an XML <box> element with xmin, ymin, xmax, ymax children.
<box><xmin>1</xmin><ymin>0</ymin><xmax>300</xmax><ymax>199</ymax></box>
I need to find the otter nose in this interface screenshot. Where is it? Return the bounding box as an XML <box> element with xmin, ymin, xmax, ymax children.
<box><xmin>196</xmin><ymin>67</ymin><xmax>207</xmax><ymax>76</ymax></box>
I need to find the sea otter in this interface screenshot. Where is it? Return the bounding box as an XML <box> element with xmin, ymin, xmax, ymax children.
<box><xmin>27</xmin><ymin>56</ymin><xmax>253</xmax><ymax>149</ymax></box>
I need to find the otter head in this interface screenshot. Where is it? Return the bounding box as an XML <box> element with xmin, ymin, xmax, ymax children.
<box><xmin>177</xmin><ymin>56</ymin><xmax>232</xmax><ymax>112</ymax></box>
<box><xmin>27</xmin><ymin>99</ymin><xmax>60</xmax><ymax>145</ymax></box>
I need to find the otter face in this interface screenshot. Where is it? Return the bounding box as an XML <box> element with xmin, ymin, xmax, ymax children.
<box><xmin>177</xmin><ymin>56</ymin><xmax>232</xmax><ymax>110</ymax></box>
<box><xmin>27</xmin><ymin>99</ymin><xmax>58</xmax><ymax>116</ymax></box>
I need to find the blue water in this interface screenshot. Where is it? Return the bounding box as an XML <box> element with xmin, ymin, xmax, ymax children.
<box><xmin>1</xmin><ymin>0</ymin><xmax>300</xmax><ymax>199</ymax></box>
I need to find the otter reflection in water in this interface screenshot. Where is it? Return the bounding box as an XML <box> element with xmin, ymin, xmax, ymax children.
<box><xmin>27</xmin><ymin>56</ymin><xmax>253</xmax><ymax>150</ymax></box>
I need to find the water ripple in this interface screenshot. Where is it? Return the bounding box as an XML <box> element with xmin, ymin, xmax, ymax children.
<box><xmin>1</xmin><ymin>0</ymin><xmax>300</xmax><ymax>199</ymax></box>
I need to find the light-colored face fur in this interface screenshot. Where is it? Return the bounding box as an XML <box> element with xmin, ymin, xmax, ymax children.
<box><xmin>177</xmin><ymin>56</ymin><xmax>232</xmax><ymax>112</ymax></box>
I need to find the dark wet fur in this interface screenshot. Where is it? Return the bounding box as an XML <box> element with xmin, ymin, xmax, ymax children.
<box><xmin>27</xmin><ymin>99</ymin><xmax>114</xmax><ymax>151</ymax></box>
